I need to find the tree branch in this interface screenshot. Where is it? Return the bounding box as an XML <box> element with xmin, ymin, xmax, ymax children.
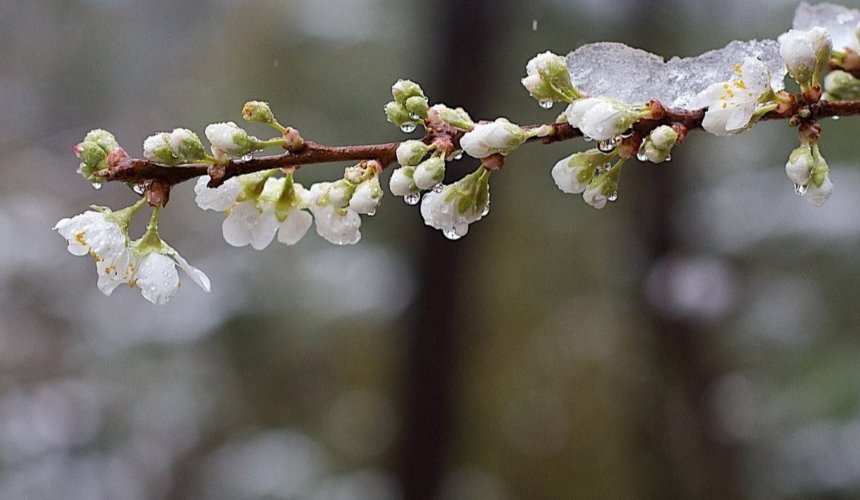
<box><xmin>100</xmin><ymin>99</ymin><xmax>860</xmax><ymax>189</ymax></box>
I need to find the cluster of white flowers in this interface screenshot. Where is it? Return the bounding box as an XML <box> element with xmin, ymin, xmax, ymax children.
<box><xmin>53</xmin><ymin>207</ymin><xmax>210</xmax><ymax>304</ymax></box>
<box><xmin>195</xmin><ymin>173</ymin><xmax>313</xmax><ymax>249</ymax></box>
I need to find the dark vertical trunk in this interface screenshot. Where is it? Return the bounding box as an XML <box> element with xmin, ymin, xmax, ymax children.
<box><xmin>395</xmin><ymin>1</ymin><xmax>503</xmax><ymax>499</ymax></box>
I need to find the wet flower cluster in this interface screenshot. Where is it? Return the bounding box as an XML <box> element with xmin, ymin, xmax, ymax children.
<box><xmin>57</xmin><ymin>3</ymin><xmax>860</xmax><ymax>303</ymax></box>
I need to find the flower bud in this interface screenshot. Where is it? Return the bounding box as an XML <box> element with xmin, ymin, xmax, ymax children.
<box><xmin>521</xmin><ymin>51</ymin><xmax>579</xmax><ymax>103</ymax></box>
<box><xmin>785</xmin><ymin>143</ymin><xmax>813</xmax><ymax>186</ymax></box>
<box><xmin>169</xmin><ymin>128</ymin><xmax>206</xmax><ymax>161</ymax></box>
<box><xmin>242</xmin><ymin>100</ymin><xmax>276</xmax><ymax>125</ymax></box>
<box><xmin>205</xmin><ymin>122</ymin><xmax>260</xmax><ymax>156</ymax></box>
<box><xmin>75</xmin><ymin>141</ymin><xmax>109</xmax><ymax>180</ymax></box>
<box><xmin>392</xmin><ymin>79</ymin><xmax>425</xmax><ymax>103</ymax></box>
<box><xmin>396</xmin><ymin>140</ymin><xmax>431</xmax><ymax>166</ymax></box>
<box><xmin>143</xmin><ymin>132</ymin><xmax>175</xmax><ymax>164</ymax></box>
<box><xmin>779</xmin><ymin>27</ymin><xmax>832</xmax><ymax>88</ymax></box>
<box><xmin>405</xmin><ymin>95</ymin><xmax>429</xmax><ymax>120</ymax></box>
<box><xmin>460</xmin><ymin>118</ymin><xmax>528</xmax><ymax>159</ymax></box>
<box><xmin>551</xmin><ymin>150</ymin><xmax>606</xmax><ymax>194</ymax></box>
<box><xmin>639</xmin><ymin>125</ymin><xmax>678</xmax><ymax>163</ymax></box>
<box><xmin>84</xmin><ymin>129</ymin><xmax>120</xmax><ymax>153</ymax></box>
<box><xmin>566</xmin><ymin>97</ymin><xmax>638</xmax><ymax>141</ymax></box>
<box><xmin>385</xmin><ymin>102</ymin><xmax>413</xmax><ymax>127</ymax></box>
<box><xmin>823</xmin><ymin>70</ymin><xmax>860</xmax><ymax>100</ymax></box>
<box><xmin>431</xmin><ymin>104</ymin><xmax>474</xmax><ymax>130</ymax></box>
<box><xmin>413</xmin><ymin>156</ymin><xmax>446</xmax><ymax>190</ymax></box>
<box><xmin>349</xmin><ymin>177</ymin><xmax>383</xmax><ymax>215</ymax></box>
<box><xmin>389</xmin><ymin>167</ymin><xmax>417</xmax><ymax>196</ymax></box>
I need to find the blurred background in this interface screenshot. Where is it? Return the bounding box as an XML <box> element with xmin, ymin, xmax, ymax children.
<box><xmin>2</xmin><ymin>0</ymin><xmax>860</xmax><ymax>498</ymax></box>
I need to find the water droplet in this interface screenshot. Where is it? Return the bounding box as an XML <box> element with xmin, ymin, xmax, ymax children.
<box><xmin>400</xmin><ymin>122</ymin><xmax>417</xmax><ymax>133</ymax></box>
<box><xmin>636</xmin><ymin>151</ymin><xmax>648</xmax><ymax>162</ymax></box>
<box><xmin>539</xmin><ymin>99</ymin><xmax>554</xmax><ymax>109</ymax></box>
<box><xmin>443</xmin><ymin>228</ymin><xmax>462</xmax><ymax>240</ymax></box>
<box><xmin>404</xmin><ymin>192</ymin><xmax>421</xmax><ymax>205</ymax></box>
<box><xmin>832</xmin><ymin>115</ymin><xmax>840</xmax><ymax>121</ymax></box>
<box><xmin>663</xmin><ymin>154</ymin><xmax>671</xmax><ymax>162</ymax></box>
<box><xmin>598</xmin><ymin>137</ymin><xmax>617</xmax><ymax>152</ymax></box>
<box><xmin>608</xmin><ymin>192</ymin><xmax>619</xmax><ymax>202</ymax></box>
<box><xmin>132</xmin><ymin>184</ymin><xmax>145</xmax><ymax>195</ymax></box>
<box><xmin>532</xmin><ymin>19</ymin><xmax>538</xmax><ymax>31</ymax></box>
<box><xmin>91</xmin><ymin>182</ymin><xmax>103</xmax><ymax>190</ymax></box>
<box><xmin>453</xmin><ymin>152</ymin><xmax>463</xmax><ymax>161</ymax></box>
<box><xmin>242</xmin><ymin>153</ymin><xmax>254</xmax><ymax>161</ymax></box>
<box><xmin>481</xmin><ymin>202</ymin><xmax>490</xmax><ymax>217</ymax></box>
<box><xmin>367</xmin><ymin>209</ymin><xmax>376</xmax><ymax>216</ymax></box>
<box><xmin>432</xmin><ymin>183</ymin><xmax>444</xmax><ymax>193</ymax></box>
<box><xmin>794</xmin><ymin>183</ymin><xmax>808</xmax><ymax>195</ymax></box>
<box><xmin>582</xmin><ymin>135</ymin><xmax>592</xmax><ymax>142</ymax></box>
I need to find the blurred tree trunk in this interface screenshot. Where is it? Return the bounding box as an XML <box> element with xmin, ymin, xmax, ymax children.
<box><xmin>395</xmin><ymin>1</ymin><xmax>504</xmax><ymax>499</ymax></box>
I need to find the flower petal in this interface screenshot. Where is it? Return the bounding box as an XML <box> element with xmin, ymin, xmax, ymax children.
<box><xmin>136</xmin><ymin>253</ymin><xmax>179</xmax><ymax>305</ymax></box>
<box><xmin>277</xmin><ymin>209</ymin><xmax>312</xmax><ymax>246</ymax></box>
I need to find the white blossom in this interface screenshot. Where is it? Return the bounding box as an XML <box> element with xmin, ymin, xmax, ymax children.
<box><xmin>691</xmin><ymin>57</ymin><xmax>773</xmax><ymax>136</ymax></box>
<box><xmin>389</xmin><ymin>167</ymin><xmax>416</xmax><ymax>196</ymax></box>
<box><xmin>419</xmin><ymin>167</ymin><xmax>490</xmax><ymax>239</ymax></box>
<box><xmin>565</xmin><ymin>97</ymin><xmax>638</xmax><ymax>141</ymax></box>
<box><xmin>412</xmin><ymin>156</ymin><xmax>445</xmax><ymax>190</ymax></box>
<box><xmin>306</xmin><ymin>183</ymin><xmax>362</xmax><ymax>245</ymax></box>
<box><xmin>785</xmin><ymin>144</ymin><xmax>813</xmax><ymax>186</ymax></box>
<box><xmin>551</xmin><ymin>151</ymin><xmax>604</xmax><ymax>194</ymax></box>
<box><xmin>779</xmin><ymin>27</ymin><xmax>832</xmax><ymax>86</ymax></box>
<box><xmin>196</xmin><ymin>175</ymin><xmax>311</xmax><ymax>248</ymax></box>
<box><xmin>194</xmin><ymin>176</ymin><xmax>243</xmax><ymax>211</ymax></box>
<box><xmin>349</xmin><ymin>178</ymin><xmax>383</xmax><ymax>215</ymax></box>
<box><xmin>803</xmin><ymin>174</ymin><xmax>833</xmax><ymax>207</ymax></box>
<box><xmin>396</xmin><ymin>140</ymin><xmax>430</xmax><ymax>166</ymax></box>
<box><xmin>521</xmin><ymin>51</ymin><xmax>577</xmax><ymax>102</ymax></box>
<box><xmin>582</xmin><ymin>183</ymin><xmax>608</xmax><ymax>209</ymax></box>
<box><xmin>460</xmin><ymin>118</ymin><xmax>528</xmax><ymax>159</ymax></box>
<box><xmin>54</xmin><ymin>209</ymin><xmax>130</xmax><ymax>295</ymax></box>
<box><xmin>205</xmin><ymin>122</ymin><xmax>242</xmax><ymax>152</ymax></box>
<box><xmin>123</xmin><ymin>248</ymin><xmax>210</xmax><ymax>305</ymax></box>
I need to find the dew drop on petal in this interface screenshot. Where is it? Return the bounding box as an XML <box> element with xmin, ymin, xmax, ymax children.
<box><xmin>400</xmin><ymin>123</ymin><xmax>417</xmax><ymax>133</ymax></box>
<box><xmin>132</xmin><ymin>184</ymin><xmax>146</xmax><ymax>195</ymax></box>
<box><xmin>832</xmin><ymin>116</ymin><xmax>840</xmax><ymax>121</ymax></box>
<box><xmin>636</xmin><ymin>150</ymin><xmax>648</xmax><ymax>162</ymax></box>
<box><xmin>367</xmin><ymin>209</ymin><xmax>376</xmax><ymax>216</ymax></box>
<box><xmin>91</xmin><ymin>182</ymin><xmax>103</xmax><ymax>190</ymax></box>
<box><xmin>481</xmin><ymin>202</ymin><xmax>490</xmax><ymax>217</ymax></box>
<box><xmin>242</xmin><ymin>153</ymin><xmax>254</xmax><ymax>161</ymax></box>
<box><xmin>582</xmin><ymin>135</ymin><xmax>593</xmax><ymax>142</ymax></box>
<box><xmin>404</xmin><ymin>192</ymin><xmax>421</xmax><ymax>205</ymax></box>
<box><xmin>432</xmin><ymin>183</ymin><xmax>444</xmax><ymax>193</ymax></box>
<box><xmin>663</xmin><ymin>154</ymin><xmax>671</xmax><ymax>162</ymax></box>
<box><xmin>443</xmin><ymin>228</ymin><xmax>462</xmax><ymax>240</ymax></box>
<box><xmin>453</xmin><ymin>152</ymin><xmax>464</xmax><ymax>161</ymax></box>
<box><xmin>608</xmin><ymin>191</ymin><xmax>619</xmax><ymax>202</ymax></box>
<box><xmin>539</xmin><ymin>99</ymin><xmax>554</xmax><ymax>109</ymax></box>
<box><xmin>794</xmin><ymin>183</ymin><xmax>808</xmax><ymax>195</ymax></box>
